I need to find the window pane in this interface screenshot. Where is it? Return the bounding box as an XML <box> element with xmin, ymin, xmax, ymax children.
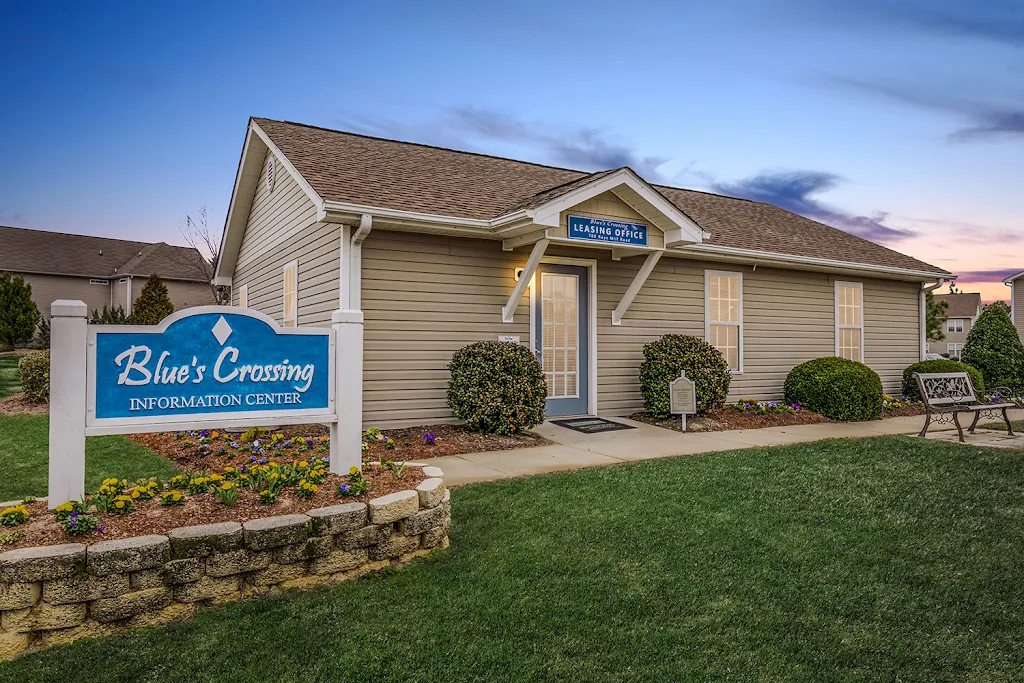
<box><xmin>710</xmin><ymin>323</ymin><xmax>740</xmax><ymax>371</ymax></box>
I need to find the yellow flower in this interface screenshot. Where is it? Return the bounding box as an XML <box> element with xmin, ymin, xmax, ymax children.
<box><xmin>224</xmin><ymin>466</ymin><xmax>235</xmax><ymax>473</ymax></box>
<box><xmin>210</xmin><ymin>474</ymin><xmax>224</xmax><ymax>482</ymax></box>
<box><xmin>221</xmin><ymin>482</ymin><xmax>234</xmax><ymax>491</ymax></box>
<box><xmin>115</xmin><ymin>501</ymin><xmax>125</xmax><ymax>509</ymax></box>
<box><xmin>131</xmin><ymin>490</ymin><xmax>140</xmax><ymax>499</ymax></box>
<box><xmin>212</xmin><ymin>431</ymin><xmax>220</xmax><ymax>438</ymax></box>
<box><xmin>349</xmin><ymin>466</ymin><xmax>359</xmax><ymax>475</ymax></box>
<box><xmin>55</xmin><ymin>502</ymin><xmax>73</xmax><ymax>513</ymax></box>
<box><xmin>299</xmin><ymin>461</ymin><xmax>308</xmax><ymax>468</ymax></box>
<box><xmin>298</xmin><ymin>479</ymin><xmax>306</xmax><ymax>487</ymax></box>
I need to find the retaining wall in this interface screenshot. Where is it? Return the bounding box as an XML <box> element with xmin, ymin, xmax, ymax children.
<box><xmin>0</xmin><ymin>468</ymin><xmax>450</xmax><ymax>660</ymax></box>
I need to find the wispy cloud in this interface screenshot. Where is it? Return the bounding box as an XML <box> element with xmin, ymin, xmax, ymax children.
<box><xmin>709</xmin><ymin>170</ymin><xmax>915</xmax><ymax>243</ymax></box>
<box><xmin>335</xmin><ymin>107</ymin><xmax>673</xmax><ymax>181</ymax></box>
<box><xmin>823</xmin><ymin>75</ymin><xmax>1024</xmax><ymax>142</ymax></box>
<box><xmin>952</xmin><ymin>268</ymin><xmax>1023</xmax><ymax>283</ymax></box>
<box><xmin>828</xmin><ymin>0</ymin><xmax>1024</xmax><ymax>48</ymax></box>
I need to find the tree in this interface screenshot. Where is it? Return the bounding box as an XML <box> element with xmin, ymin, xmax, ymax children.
<box><xmin>985</xmin><ymin>300</ymin><xmax>1011</xmax><ymax>314</ymax></box>
<box><xmin>926</xmin><ymin>290</ymin><xmax>948</xmax><ymax>343</ymax></box>
<box><xmin>948</xmin><ymin>281</ymin><xmax>960</xmax><ymax>295</ymax></box>
<box><xmin>89</xmin><ymin>305</ymin><xmax>131</xmax><ymax>325</ymax></box>
<box><xmin>0</xmin><ymin>272</ymin><xmax>41</xmax><ymax>348</ymax></box>
<box><xmin>131</xmin><ymin>274</ymin><xmax>175</xmax><ymax>325</ymax></box>
<box><xmin>177</xmin><ymin>206</ymin><xmax>229</xmax><ymax>304</ymax></box>
<box><xmin>961</xmin><ymin>302</ymin><xmax>1024</xmax><ymax>392</ymax></box>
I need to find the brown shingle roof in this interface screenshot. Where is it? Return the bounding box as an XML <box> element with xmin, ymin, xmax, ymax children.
<box><xmin>254</xmin><ymin>118</ymin><xmax>949</xmax><ymax>275</ymax></box>
<box><xmin>0</xmin><ymin>226</ymin><xmax>209</xmax><ymax>282</ymax></box>
<box><xmin>934</xmin><ymin>293</ymin><xmax>982</xmax><ymax>318</ymax></box>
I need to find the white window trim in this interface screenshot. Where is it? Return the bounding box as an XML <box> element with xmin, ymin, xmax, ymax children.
<box><xmin>237</xmin><ymin>284</ymin><xmax>248</xmax><ymax>309</ymax></box>
<box><xmin>834</xmin><ymin>281</ymin><xmax>864</xmax><ymax>361</ymax></box>
<box><xmin>947</xmin><ymin>318</ymin><xmax>964</xmax><ymax>333</ymax></box>
<box><xmin>704</xmin><ymin>270</ymin><xmax>743</xmax><ymax>374</ymax></box>
<box><xmin>282</xmin><ymin>260</ymin><xmax>298</xmax><ymax>327</ymax></box>
<box><xmin>947</xmin><ymin>342</ymin><xmax>963</xmax><ymax>358</ymax></box>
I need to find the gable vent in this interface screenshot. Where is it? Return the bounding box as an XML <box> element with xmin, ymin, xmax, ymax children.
<box><xmin>266</xmin><ymin>156</ymin><xmax>276</xmax><ymax>193</ymax></box>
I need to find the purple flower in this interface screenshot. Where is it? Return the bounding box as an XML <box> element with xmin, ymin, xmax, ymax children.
<box><xmin>70</xmin><ymin>512</ymin><xmax>78</xmax><ymax>518</ymax></box>
<box><xmin>98</xmin><ymin>525</ymin><xmax>105</xmax><ymax>532</ymax></box>
<box><xmin>230</xmin><ymin>441</ymin><xmax>239</xmax><ymax>448</ymax></box>
<box><xmin>339</xmin><ymin>484</ymin><xmax>349</xmax><ymax>493</ymax></box>
<box><xmin>305</xmin><ymin>439</ymin><xmax>314</xmax><ymax>447</ymax></box>
<box><xmin>259</xmin><ymin>457</ymin><xmax>268</xmax><ymax>465</ymax></box>
<box><xmin>250</xmin><ymin>455</ymin><xmax>257</xmax><ymax>462</ymax></box>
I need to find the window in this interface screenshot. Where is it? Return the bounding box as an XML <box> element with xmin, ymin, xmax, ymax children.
<box><xmin>282</xmin><ymin>261</ymin><xmax>297</xmax><ymax>327</ymax></box>
<box><xmin>237</xmin><ymin>285</ymin><xmax>248</xmax><ymax>309</ymax></box>
<box><xmin>835</xmin><ymin>282</ymin><xmax>863</xmax><ymax>362</ymax></box>
<box><xmin>705</xmin><ymin>271</ymin><xmax>742</xmax><ymax>372</ymax></box>
<box><xmin>88</xmin><ymin>279</ymin><xmax>109</xmax><ymax>285</ymax></box>
<box><xmin>947</xmin><ymin>343</ymin><xmax>963</xmax><ymax>359</ymax></box>
<box><xmin>947</xmin><ymin>318</ymin><xmax>964</xmax><ymax>333</ymax></box>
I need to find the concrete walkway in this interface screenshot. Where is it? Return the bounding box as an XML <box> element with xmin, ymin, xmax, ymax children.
<box><xmin>432</xmin><ymin>410</ymin><xmax>1024</xmax><ymax>487</ymax></box>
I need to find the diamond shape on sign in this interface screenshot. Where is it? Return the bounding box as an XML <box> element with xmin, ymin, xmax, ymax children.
<box><xmin>212</xmin><ymin>316</ymin><xmax>233</xmax><ymax>346</ymax></box>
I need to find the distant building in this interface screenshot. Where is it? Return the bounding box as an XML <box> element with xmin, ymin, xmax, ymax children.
<box><xmin>1005</xmin><ymin>271</ymin><xmax>1024</xmax><ymax>343</ymax></box>
<box><xmin>927</xmin><ymin>292</ymin><xmax>982</xmax><ymax>359</ymax></box>
<box><xmin>0</xmin><ymin>225</ymin><xmax>215</xmax><ymax>319</ymax></box>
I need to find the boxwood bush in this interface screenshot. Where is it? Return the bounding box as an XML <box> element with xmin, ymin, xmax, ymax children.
<box><xmin>447</xmin><ymin>341</ymin><xmax>546</xmax><ymax>435</ymax></box>
<box><xmin>639</xmin><ymin>335</ymin><xmax>731</xmax><ymax>417</ymax></box>
<box><xmin>783</xmin><ymin>356</ymin><xmax>883</xmax><ymax>421</ymax></box>
<box><xmin>901</xmin><ymin>359</ymin><xmax>984</xmax><ymax>402</ymax></box>
<box><xmin>961</xmin><ymin>304</ymin><xmax>1024</xmax><ymax>393</ymax></box>
<box><xmin>19</xmin><ymin>349</ymin><xmax>49</xmax><ymax>403</ymax></box>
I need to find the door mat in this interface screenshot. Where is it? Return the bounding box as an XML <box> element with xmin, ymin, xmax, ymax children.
<box><xmin>550</xmin><ymin>418</ymin><xmax>635</xmax><ymax>434</ymax></box>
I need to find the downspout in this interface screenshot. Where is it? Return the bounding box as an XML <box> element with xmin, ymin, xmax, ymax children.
<box><xmin>920</xmin><ymin>278</ymin><xmax>947</xmax><ymax>360</ymax></box>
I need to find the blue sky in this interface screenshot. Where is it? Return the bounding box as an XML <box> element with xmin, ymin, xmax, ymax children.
<box><xmin>2</xmin><ymin>0</ymin><xmax>1021</xmax><ymax>300</ymax></box>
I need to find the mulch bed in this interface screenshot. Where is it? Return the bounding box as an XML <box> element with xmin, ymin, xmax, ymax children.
<box><xmin>130</xmin><ymin>423</ymin><xmax>549</xmax><ymax>472</ymax></box>
<box><xmin>629</xmin><ymin>408</ymin><xmax>832</xmax><ymax>433</ymax></box>
<box><xmin>0</xmin><ymin>463</ymin><xmax>426</xmax><ymax>550</ymax></box>
<box><xmin>0</xmin><ymin>393</ymin><xmax>47</xmax><ymax>415</ymax></box>
<box><xmin>882</xmin><ymin>405</ymin><xmax>927</xmax><ymax>418</ymax></box>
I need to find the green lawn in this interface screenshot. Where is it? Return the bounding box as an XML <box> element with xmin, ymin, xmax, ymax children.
<box><xmin>0</xmin><ymin>415</ymin><xmax>179</xmax><ymax>501</ymax></box>
<box><xmin>0</xmin><ymin>355</ymin><xmax>21</xmax><ymax>398</ymax></box>
<box><xmin>3</xmin><ymin>436</ymin><xmax>1023</xmax><ymax>681</ymax></box>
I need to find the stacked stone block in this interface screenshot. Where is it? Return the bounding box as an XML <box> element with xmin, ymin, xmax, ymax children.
<box><xmin>0</xmin><ymin>470</ymin><xmax>450</xmax><ymax>659</ymax></box>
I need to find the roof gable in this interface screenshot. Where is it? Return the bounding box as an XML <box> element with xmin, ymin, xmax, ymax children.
<box><xmin>934</xmin><ymin>292</ymin><xmax>982</xmax><ymax>318</ymax></box>
<box><xmin>217</xmin><ymin>118</ymin><xmax>951</xmax><ymax>280</ymax></box>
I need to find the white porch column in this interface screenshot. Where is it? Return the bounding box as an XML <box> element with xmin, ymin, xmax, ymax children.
<box><xmin>49</xmin><ymin>300</ymin><xmax>88</xmax><ymax>507</ymax></box>
<box><xmin>329</xmin><ymin>309</ymin><xmax>364</xmax><ymax>475</ymax></box>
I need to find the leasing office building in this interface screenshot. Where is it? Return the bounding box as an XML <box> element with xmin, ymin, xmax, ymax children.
<box><xmin>214</xmin><ymin>118</ymin><xmax>952</xmax><ymax>428</ymax></box>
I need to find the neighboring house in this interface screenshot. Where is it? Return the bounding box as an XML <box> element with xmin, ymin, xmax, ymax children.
<box><xmin>927</xmin><ymin>292</ymin><xmax>982</xmax><ymax>359</ymax></box>
<box><xmin>1005</xmin><ymin>271</ymin><xmax>1024</xmax><ymax>344</ymax></box>
<box><xmin>214</xmin><ymin>118</ymin><xmax>953</xmax><ymax>428</ymax></box>
<box><xmin>0</xmin><ymin>225</ymin><xmax>215</xmax><ymax>319</ymax></box>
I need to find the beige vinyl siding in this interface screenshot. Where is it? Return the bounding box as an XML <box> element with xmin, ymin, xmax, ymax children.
<box><xmin>863</xmin><ymin>279</ymin><xmax>921</xmax><ymax>393</ymax></box>
<box><xmin>361</xmin><ymin>230</ymin><xmax>529</xmax><ymax>427</ymax></box>
<box><xmin>359</xmin><ymin>232</ymin><xmax>922</xmax><ymax>425</ymax></box>
<box><xmin>232</xmin><ymin>150</ymin><xmax>340</xmax><ymax>326</ymax></box>
<box><xmin>19</xmin><ymin>273</ymin><xmax>113</xmax><ymax>319</ymax></box>
<box><xmin>1015</xmin><ymin>281</ymin><xmax>1024</xmax><ymax>342</ymax></box>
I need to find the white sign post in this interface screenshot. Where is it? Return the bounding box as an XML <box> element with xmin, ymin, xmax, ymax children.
<box><xmin>669</xmin><ymin>371</ymin><xmax>697</xmax><ymax>432</ymax></box>
<box><xmin>47</xmin><ymin>301</ymin><xmax>364</xmax><ymax>508</ymax></box>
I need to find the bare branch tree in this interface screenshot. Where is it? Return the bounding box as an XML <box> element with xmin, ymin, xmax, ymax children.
<box><xmin>177</xmin><ymin>206</ymin><xmax>229</xmax><ymax>304</ymax></box>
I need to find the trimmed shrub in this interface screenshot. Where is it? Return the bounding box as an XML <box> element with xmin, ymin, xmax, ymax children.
<box><xmin>19</xmin><ymin>350</ymin><xmax>50</xmax><ymax>403</ymax></box>
<box><xmin>639</xmin><ymin>335</ymin><xmax>731</xmax><ymax>417</ymax></box>
<box><xmin>901</xmin><ymin>359</ymin><xmax>984</xmax><ymax>402</ymax></box>
<box><xmin>90</xmin><ymin>305</ymin><xmax>131</xmax><ymax>325</ymax></box>
<box><xmin>447</xmin><ymin>341</ymin><xmax>546</xmax><ymax>435</ymax></box>
<box><xmin>784</xmin><ymin>356</ymin><xmax>883</xmax><ymax>421</ymax></box>
<box><xmin>961</xmin><ymin>304</ymin><xmax>1024</xmax><ymax>393</ymax></box>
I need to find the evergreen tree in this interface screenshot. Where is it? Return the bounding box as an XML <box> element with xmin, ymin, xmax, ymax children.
<box><xmin>926</xmin><ymin>290</ymin><xmax>948</xmax><ymax>343</ymax></box>
<box><xmin>89</xmin><ymin>305</ymin><xmax>131</xmax><ymax>325</ymax></box>
<box><xmin>961</xmin><ymin>303</ymin><xmax>1024</xmax><ymax>392</ymax></box>
<box><xmin>0</xmin><ymin>272</ymin><xmax>41</xmax><ymax>347</ymax></box>
<box><xmin>130</xmin><ymin>274</ymin><xmax>175</xmax><ymax>325</ymax></box>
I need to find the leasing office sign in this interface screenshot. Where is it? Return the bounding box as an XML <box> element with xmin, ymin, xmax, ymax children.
<box><xmin>567</xmin><ymin>215</ymin><xmax>648</xmax><ymax>247</ymax></box>
<box><xmin>88</xmin><ymin>307</ymin><xmax>333</xmax><ymax>428</ymax></box>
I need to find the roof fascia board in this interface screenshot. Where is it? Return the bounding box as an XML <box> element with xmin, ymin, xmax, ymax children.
<box><xmin>214</xmin><ymin>125</ymin><xmax>265</xmax><ymax>281</ymax></box>
<box><xmin>526</xmin><ymin>168</ymin><xmax>705</xmax><ymax>243</ymax></box>
<box><xmin>1002</xmin><ymin>270</ymin><xmax>1024</xmax><ymax>283</ymax></box>
<box><xmin>673</xmin><ymin>243</ymin><xmax>952</xmax><ymax>281</ymax></box>
<box><xmin>1</xmin><ymin>267</ymin><xmax>204</xmax><ymax>283</ymax></box>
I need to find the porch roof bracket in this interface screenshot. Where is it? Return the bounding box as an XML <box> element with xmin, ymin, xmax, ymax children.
<box><xmin>502</xmin><ymin>238</ymin><xmax>550</xmax><ymax>323</ymax></box>
<box><xmin>612</xmin><ymin>250</ymin><xmax>663</xmax><ymax>326</ymax></box>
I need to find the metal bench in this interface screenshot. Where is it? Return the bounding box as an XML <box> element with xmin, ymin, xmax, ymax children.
<box><xmin>915</xmin><ymin>371</ymin><xmax>1016</xmax><ymax>442</ymax></box>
